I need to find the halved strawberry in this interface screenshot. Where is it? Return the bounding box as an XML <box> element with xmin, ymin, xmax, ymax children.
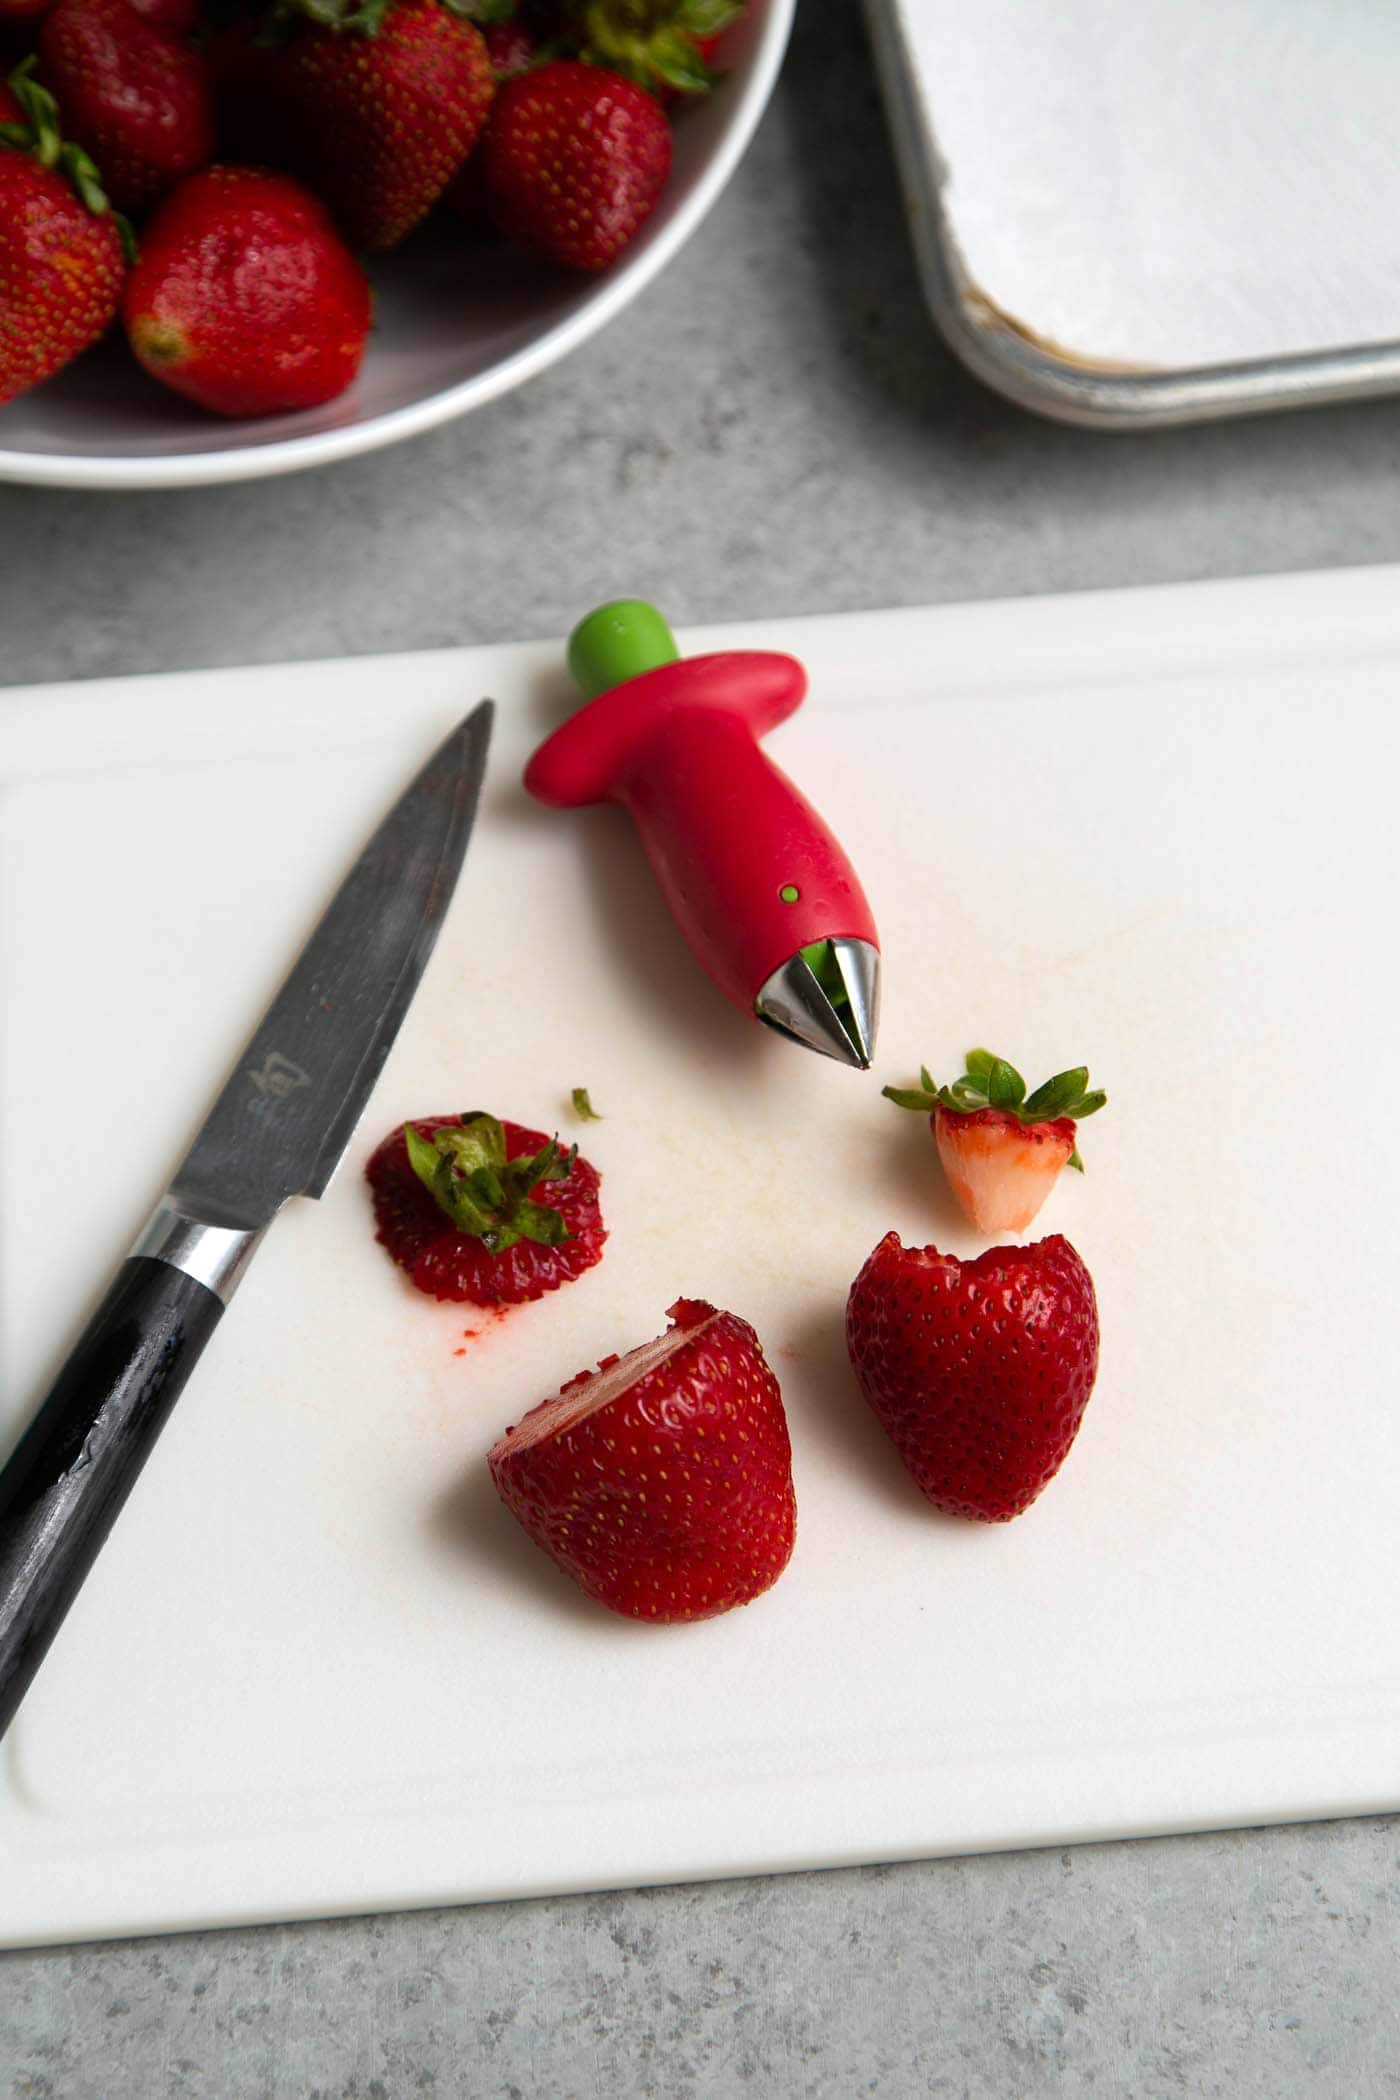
<box><xmin>847</xmin><ymin>1232</ymin><xmax>1100</xmax><ymax>1522</ymax></box>
<box><xmin>366</xmin><ymin>1111</ymin><xmax>605</xmax><ymax>1304</ymax></box>
<box><xmin>488</xmin><ymin>1297</ymin><xmax>796</xmax><ymax>1621</ymax></box>
<box><xmin>884</xmin><ymin>1048</ymin><xmax>1107</xmax><ymax>1235</ymax></box>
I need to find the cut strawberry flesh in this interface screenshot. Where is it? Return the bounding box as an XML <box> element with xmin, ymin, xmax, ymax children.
<box><xmin>490</xmin><ymin>1303</ymin><xmax>717</xmax><ymax>1457</ymax></box>
<box><xmin>934</xmin><ymin>1106</ymin><xmax>1075</xmax><ymax>1235</ymax></box>
<box><xmin>488</xmin><ymin>1299</ymin><xmax>796</xmax><ymax>1622</ymax></box>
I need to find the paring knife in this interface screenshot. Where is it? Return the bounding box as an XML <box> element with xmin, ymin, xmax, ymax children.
<box><xmin>0</xmin><ymin>703</ymin><xmax>494</xmax><ymax>1741</ymax></box>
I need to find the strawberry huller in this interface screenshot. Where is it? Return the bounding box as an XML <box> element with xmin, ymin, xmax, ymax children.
<box><xmin>524</xmin><ymin>600</ymin><xmax>881</xmax><ymax>1068</ymax></box>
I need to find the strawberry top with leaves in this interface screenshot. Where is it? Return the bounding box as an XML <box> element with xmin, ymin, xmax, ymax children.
<box><xmin>884</xmin><ymin>1049</ymin><xmax>1107</xmax><ymax>1236</ymax></box>
<box><xmin>568</xmin><ymin>0</ymin><xmax>741</xmax><ymax>96</ymax></box>
<box><xmin>0</xmin><ymin>59</ymin><xmax>129</xmax><ymax>408</ymax></box>
<box><xmin>366</xmin><ymin>1111</ymin><xmax>606</xmax><ymax>1304</ymax></box>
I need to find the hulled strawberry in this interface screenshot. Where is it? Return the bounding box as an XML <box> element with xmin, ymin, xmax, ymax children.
<box><xmin>0</xmin><ymin>59</ymin><xmax>127</xmax><ymax>407</ymax></box>
<box><xmin>566</xmin><ymin>0</ymin><xmax>741</xmax><ymax>97</ymax></box>
<box><xmin>484</xmin><ymin>59</ymin><xmax>671</xmax><ymax>269</ymax></box>
<box><xmin>846</xmin><ymin>1232</ymin><xmax>1100</xmax><ymax>1523</ymax></box>
<box><xmin>488</xmin><ymin>1297</ymin><xmax>795</xmax><ymax>1621</ymax></box>
<box><xmin>367</xmin><ymin>1111</ymin><xmax>605</xmax><ymax>1304</ymax></box>
<box><xmin>38</xmin><ymin>0</ymin><xmax>215</xmax><ymax>214</ymax></box>
<box><xmin>124</xmin><ymin>166</ymin><xmax>371</xmax><ymax>415</ymax></box>
<box><xmin>884</xmin><ymin>1049</ymin><xmax>1108</xmax><ymax>1235</ymax></box>
<box><xmin>226</xmin><ymin>0</ymin><xmax>496</xmax><ymax>253</ymax></box>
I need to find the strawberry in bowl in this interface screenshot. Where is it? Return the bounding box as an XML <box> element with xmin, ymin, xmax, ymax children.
<box><xmin>0</xmin><ymin>60</ymin><xmax>129</xmax><ymax>409</ymax></box>
<box><xmin>884</xmin><ymin>1048</ymin><xmax>1108</xmax><ymax>1235</ymax></box>
<box><xmin>124</xmin><ymin>166</ymin><xmax>372</xmax><ymax>415</ymax></box>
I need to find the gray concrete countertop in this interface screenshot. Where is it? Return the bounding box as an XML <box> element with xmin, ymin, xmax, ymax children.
<box><xmin>4</xmin><ymin>6</ymin><xmax>1399</xmax><ymax>2093</ymax></box>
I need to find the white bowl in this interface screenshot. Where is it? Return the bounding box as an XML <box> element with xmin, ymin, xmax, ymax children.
<box><xmin>0</xmin><ymin>0</ymin><xmax>792</xmax><ymax>491</ymax></box>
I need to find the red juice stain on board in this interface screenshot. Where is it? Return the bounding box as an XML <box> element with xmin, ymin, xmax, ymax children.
<box><xmin>450</xmin><ymin>1306</ymin><xmax>515</xmax><ymax>1360</ymax></box>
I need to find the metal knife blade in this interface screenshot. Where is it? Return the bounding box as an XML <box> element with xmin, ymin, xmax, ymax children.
<box><xmin>169</xmin><ymin>701</ymin><xmax>493</xmax><ymax>1232</ymax></box>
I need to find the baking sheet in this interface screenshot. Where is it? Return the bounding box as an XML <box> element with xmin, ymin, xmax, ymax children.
<box><xmin>869</xmin><ymin>0</ymin><xmax>1400</xmax><ymax>422</ymax></box>
<box><xmin>4</xmin><ymin>569</ymin><xmax>1400</xmax><ymax>1946</ymax></box>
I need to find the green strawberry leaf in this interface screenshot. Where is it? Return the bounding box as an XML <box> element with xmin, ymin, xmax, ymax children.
<box><xmin>1069</xmin><ymin>1089</ymin><xmax>1107</xmax><ymax>1120</ymax></box>
<box><xmin>648</xmin><ymin>33</ymin><xmax>713</xmax><ymax>92</ymax></box>
<box><xmin>939</xmin><ymin>1078</ymin><xmax>989</xmax><ymax>1112</ymax></box>
<box><xmin>985</xmin><ymin>1058</ymin><xmax>1026</xmax><ymax>1110</ymax></box>
<box><xmin>882</xmin><ymin>1083</ymin><xmax>939</xmax><ymax>1112</ymax></box>
<box><xmin>571</xmin><ymin>1087</ymin><xmax>603</xmax><ymax>1122</ymax></box>
<box><xmin>405</xmin><ymin>1121</ymin><xmax>447</xmax><ymax>1187</ymax></box>
<box><xmin>1067</xmin><ymin>1147</ymin><xmax>1084</xmax><ymax>1172</ymax></box>
<box><xmin>1022</xmin><ymin>1066</ymin><xmax>1089</xmax><ymax>1119</ymax></box>
<box><xmin>679</xmin><ymin>0</ymin><xmax>742</xmax><ymax>33</ymax></box>
<box><xmin>964</xmin><ymin>1048</ymin><xmax>997</xmax><ymax>1082</ymax></box>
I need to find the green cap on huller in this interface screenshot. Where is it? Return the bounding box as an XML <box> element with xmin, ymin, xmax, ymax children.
<box><xmin>567</xmin><ymin>599</ymin><xmax>680</xmax><ymax>701</ymax></box>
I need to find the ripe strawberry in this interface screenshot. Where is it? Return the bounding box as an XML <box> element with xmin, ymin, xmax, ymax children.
<box><xmin>484</xmin><ymin>59</ymin><xmax>671</xmax><ymax>270</ymax></box>
<box><xmin>367</xmin><ymin>1112</ymin><xmax>606</xmax><ymax>1305</ymax></box>
<box><xmin>123</xmin><ymin>166</ymin><xmax>371</xmax><ymax>416</ymax></box>
<box><xmin>0</xmin><ymin>60</ymin><xmax>127</xmax><ymax>407</ymax></box>
<box><xmin>488</xmin><ymin>1297</ymin><xmax>796</xmax><ymax>1621</ymax></box>
<box><xmin>884</xmin><ymin>1049</ymin><xmax>1108</xmax><ymax>1235</ymax></box>
<box><xmin>565</xmin><ymin>0</ymin><xmax>740</xmax><ymax>97</ymax></box>
<box><xmin>846</xmin><ymin>1232</ymin><xmax>1100</xmax><ymax>1523</ymax></box>
<box><xmin>232</xmin><ymin>0</ymin><xmax>496</xmax><ymax>253</ymax></box>
<box><xmin>38</xmin><ymin>0</ymin><xmax>215</xmax><ymax>215</ymax></box>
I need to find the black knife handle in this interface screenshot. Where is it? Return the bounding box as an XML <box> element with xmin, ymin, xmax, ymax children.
<box><xmin>0</xmin><ymin>1257</ymin><xmax>224</xmax><ymax>1741</ymax></box>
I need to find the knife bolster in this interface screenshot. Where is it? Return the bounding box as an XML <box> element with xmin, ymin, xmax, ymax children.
<box><xmin>129</xmin><ymin>1201</ymin><xmax>268</xmax><ymax>1306</ymax></box>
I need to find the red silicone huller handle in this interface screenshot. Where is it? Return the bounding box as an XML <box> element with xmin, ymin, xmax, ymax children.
<box><xmin>524</xmin><ymin>606</ymin><xmax>879</xmax><ymax>1016</ymax></box>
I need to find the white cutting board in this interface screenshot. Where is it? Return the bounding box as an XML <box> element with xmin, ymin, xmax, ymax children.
<box><xmin>4</xmin><ymin>570</ymin><xmax>1400</xmax><ymax>1949</ymax></box>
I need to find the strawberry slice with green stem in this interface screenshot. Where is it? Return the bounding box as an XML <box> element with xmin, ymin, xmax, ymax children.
<box><xmin>366</xmin><ymin>1111</ymin><xmax>606</xmax><ymax>1304</ymax></box>
<box><xmin>884</xmin><ymin>1048</ymin><xmax>1107</xmax><ymax>1236</ymax></box>
<box><xmin>404</xmin><ymin>1113</ymin><xmax>579</xmax><ymax>1253</ymax></box>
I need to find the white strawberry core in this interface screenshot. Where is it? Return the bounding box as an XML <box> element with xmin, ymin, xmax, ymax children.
<box><xmin>491</xmin><ymin>1308</ymin><xmax>718</xmax><ymax>1457</ymax></box>
<box><xmin>936</xmin><ymin>1114</ymin><xmax>1071</xmax><ymax>1235</ymax></box>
